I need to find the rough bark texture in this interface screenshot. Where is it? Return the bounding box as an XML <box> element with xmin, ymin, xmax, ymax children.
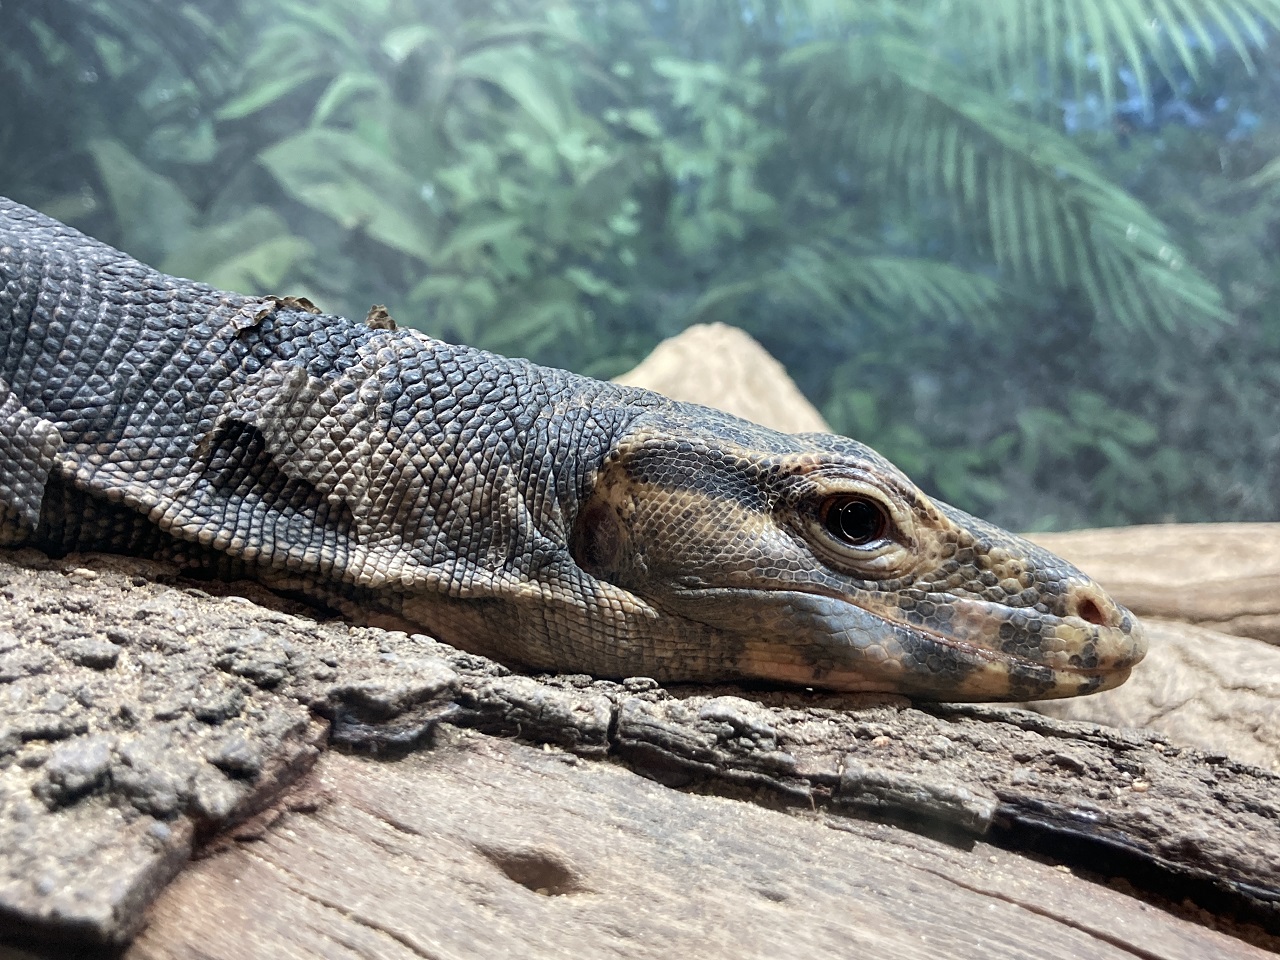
<box><xmin>1032</xmin><ymin>618</ymin><xmax>1280</xmax><ymax>771</ymax></box>
<box><xmin>2</xmin><ymin>547</ymin><xmax>1279</xmax><ymax>957</ymax></box>
<box><xmin>129</xmin><ymin>732</ymin><xmax>1273</xmax><ymax>960</ymax></box>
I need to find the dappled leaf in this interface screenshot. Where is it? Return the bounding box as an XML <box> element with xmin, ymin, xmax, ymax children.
<box><xmin>88</xmin><ymin>139</ymin><xmax>196</xmax><ymax>261</ymax></box>
<box><xmin>455</xmin><ymin>45</ymin><xmax>572</xmax><ymax>138</ymax></box>
<box><xmin>260</xmin><ymin>128</ymin><xmax>436</xmax><ymax>261</ymax></box>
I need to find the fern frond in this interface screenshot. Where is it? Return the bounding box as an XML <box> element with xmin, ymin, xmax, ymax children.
<box><xmin>936</xmin><ymin>0</ymin><xmax>1280</xmax><ymax>116</ymax></box>
<box><xmin>785</xmin><ymin>34</ymin><xmax>1228</xmax><ymax>330</ymax></box>
<box><xmin>690</xmin><ymin>236</ymin><xmax>1008</xmax><ymax>332</ymax></box>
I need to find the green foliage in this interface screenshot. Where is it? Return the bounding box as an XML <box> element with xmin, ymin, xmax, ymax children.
<box><xmin>786</xmin><ymin>25</ymin><xmax>1226</xmax><ymax>332</ymax></box>
<box><xmin>3</xmin><ymin>0</ymin><xmax>1280</xmax><ymax>529</ymax></box>
<box><xmin>259</xmin><ymin>129</ymin><xmax>438</xmax><ymax>261</ymax></box>
<box><xmin>924</xmin><ymin>0</ymin><xmax>1280</xmax><ymax>112</ymax></box>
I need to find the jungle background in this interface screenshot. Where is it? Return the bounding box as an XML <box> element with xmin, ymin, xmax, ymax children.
<box><xmin>2</xmin><ymin>0</ymin><xmax>1279</xmax><ymax>531</ymax></box>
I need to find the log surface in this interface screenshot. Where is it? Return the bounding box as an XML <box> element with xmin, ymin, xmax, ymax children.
<box><xmin>2</xmin><ymin>548</ymin><xmax>1279</xmax><ymax>956</ymax></box>
<box><xmin>1022</xmin><ymin>525</ymin><xmax>1280</xmax><ymax>773</ymax></box>
<box><xmin>1032</xmin><ymin>524</ymin><xmax>1280</xmax><ymax>645</ymax></box>
<box><xmin>130</xmin><ymin>732</ymin><xmax>1272</xmax><ymax>960</ymax></box>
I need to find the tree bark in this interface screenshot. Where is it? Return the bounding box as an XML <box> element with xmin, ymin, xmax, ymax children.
<box><xmin>1</xmin><ymin>547</ymin><xmax>1278</xmax><ymax>956</ymax></box>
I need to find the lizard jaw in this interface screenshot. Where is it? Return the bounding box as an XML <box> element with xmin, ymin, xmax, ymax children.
<box><xmin>658</xmin><ymin>587</ymin><xmax>1146</xmax><ymax>702</ymax></box>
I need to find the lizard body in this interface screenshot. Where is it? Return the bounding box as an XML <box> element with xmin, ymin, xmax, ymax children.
<box><xmin>0</xmin><ymin>197</ymin><xmax>1144</xmax><ymax>700</ymax></box>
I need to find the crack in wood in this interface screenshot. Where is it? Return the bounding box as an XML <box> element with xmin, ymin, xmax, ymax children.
<box><xmin>4</xmin><ymin>550</ymin><xmax>1280</xmax><ymax>954</ymax></box>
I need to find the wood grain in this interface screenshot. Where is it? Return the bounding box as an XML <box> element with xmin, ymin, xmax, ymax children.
<box><xmin>1031</xmin><ymin>524</ymin><xmax>1280</xmax><ymax>645</ymax></box>
<box><xmin>3</xmin><ymin>546</ymin><xmax>1279</xmax><ymax>956</ymax></box>
<box><xmin>131</xmin><ymin>732</ymin><xmax>1272</xmax><ymax>960</ymax></box>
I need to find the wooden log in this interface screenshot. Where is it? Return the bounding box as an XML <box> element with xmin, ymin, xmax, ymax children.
<box><xmin>1031</xmin><ymin>524</ymin><xmax>1280</xmax><ymax>645</ymax></box>
<box><xmin>2</xmin><ymin>548</ymin><xmax>1279</xmax><ymax>956</ymax></box>
<box><xmin>613</xmin><ymin>322</ymin><xmax>831</xmax><ymax>434</ymax></box>
<box><xmin>1032</xmin><ymin>619</ymin><xmax>1280</xmax><ymax>771</ymax></box>
<box><xmin>1022</xmin><ymin>525</ymin><xmax>1280</xmax><ymax>772</ymax></box>
<box><xmin>130</xmin><ymin>731</ymin><xmax>1273</xmax><ymax>960</ymax></box>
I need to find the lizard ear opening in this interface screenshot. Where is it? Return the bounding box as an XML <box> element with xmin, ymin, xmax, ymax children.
<box><xmin>570</xmin><ymin>498</ymin><xmax>627</xmax><ymax>579</ymax></box>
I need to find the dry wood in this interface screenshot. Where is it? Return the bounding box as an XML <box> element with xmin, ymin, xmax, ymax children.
<box><xmin>129</xmin><ymin>732</ymin><xmax>1272</xmax><ymax>960</ymax></box>
<box><xmin>2</xmin><ymin>548</ymin><xmax>1279</xmax><ymax>956</ymax></box>
<box><xmin>1021</xmin><ymin>525</ymin><xmax>1280</xmax><ymax>772</ymax></box>
<box><xmin>1031</xmin><ymin>524</ymin><xmax>1280</xmax><ymax>645</ymax></box>
<box><xmin>613</xmin><ymin>322</ymin><xmax>831</xmax><ymax>433</ymax></box>
<box><xmin>1033</xmin><ymin>619</ymin><xmax>1280</xmax><ymax>771</ymax></box>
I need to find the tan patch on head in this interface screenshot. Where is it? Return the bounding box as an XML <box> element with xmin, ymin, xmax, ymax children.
<box><xmin>574</xmin><ymin>412</ymin><xmax>1146</xmax><ymax>700</ymax></box>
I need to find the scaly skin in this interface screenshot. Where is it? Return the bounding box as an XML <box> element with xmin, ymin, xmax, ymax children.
<box><xmin>0</xmin><ymin>197</ymin><xmax>1145</xmax><ymax>700</ymax></box>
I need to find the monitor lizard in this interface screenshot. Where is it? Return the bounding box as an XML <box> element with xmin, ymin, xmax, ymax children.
<box><xmin>0</xmin><ymin>197</ymin><xmax>1145</xmax><ymax>701</ymax></box>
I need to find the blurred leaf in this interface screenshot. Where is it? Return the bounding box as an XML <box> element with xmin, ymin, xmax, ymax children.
<box><xmin>217</xmin><ymin>64</ymin><xmax>326</xmax><ymax>119</ymax></box>
<box><xmin>36</xmin><ymin>192</ymin><xmax>100</xmax><ymax>226</ymax></box>
<box><xmin>455</xmin><ymin>45</ymin><xmax>571</xmax><ymax>138</ymax></box>
<box><xmin>1244</xmin><ymin>154</ymin><xmax>1280</xmax><ymax>194</ymax></box>
<box><xmin>147</xmin><ymin>119</ymin><xmax>217</xmax><ymax>165</ymax></box>
<box><xmin>944</xmin><ymin>0</ymin><xmax>1280</xmax><ymax>115</ymax></box>
<box><xmin>617</xmin><ymin>108</ymin><xmax>663</xmax><ymax>138</ymax></box>
<box><xmin>787</xmin><ymin>32</ymin><xmax>1229</xmax><ymax>330</ymax></box>
<box><xmin>160</xmin><ymin>207</ymin><xmax>314</xmax><ymax>292</ymax></box>
<box><xmin>434</xmin><ymin>215</ymin><xmax>523</xmax><ymax>262</ymax></box>
<box><xmin>276</xmin><ymin>0</ymin><xmax>363</xmax><ymax>46</ymax></box>
<box><xmin>207</xmin><ymin>235</ymin><xmax>314</xmax><ymax>292</ymax></box>
<box><xmin>461</xmin><ymin>19</ymin><xmax>586</xmax><ymax>53</ymax></box>
<box><xmin>260</xmin><ymin>129</ymin><xmax>436</xmax><ymax>261</ymax></box>
<box><xmin>312</xmin><ymin>71</ymin><xmax>384</xmax><ymax>126</ymax></box>
<box><xmin>482</xmin><ymin>293</ymin><xmax>580</xmax><ymax>356</ymax></box>
<box><xmin>88</xmin><ymin>139</ymin><xmax>196</xmax><ymax>260</ymax></box>
<box><xmin>565</xmin><ymin>266</ymin><xmax>627</xmax><ymax>303</ymax></box>
<box><xmin>408</xmin><ymin>274</ymin><xmax>500</xmax><ymax>343</ymax></box>
<box><xmin>382</xmin><ymin>24</ymin><xmax>437</xmax><ymax>64</ymax></box>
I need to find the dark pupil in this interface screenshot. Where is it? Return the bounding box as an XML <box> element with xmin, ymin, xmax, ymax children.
<box><xmin>825</xmin><ymin>497</ymin><xmax>885</xmax><ymax>545</ymax></box>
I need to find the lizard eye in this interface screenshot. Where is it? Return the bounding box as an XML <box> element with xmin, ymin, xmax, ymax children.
<box><xmin>820</xmin><ymin>494</ymin><xmax>890</xmax><ymax>547</ymax></box>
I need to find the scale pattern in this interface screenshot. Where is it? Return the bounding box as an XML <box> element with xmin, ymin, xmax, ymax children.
<box><xmin>0</xmin><ymin>198</ymin><xmax>1145</xmax><ymax>700</ymax></box>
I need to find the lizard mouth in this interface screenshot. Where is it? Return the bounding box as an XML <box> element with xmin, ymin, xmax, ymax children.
<box><xmin>659</xmin><ymin>585</ymin><xmax>1146</xmax><ymax>701</ymax></box>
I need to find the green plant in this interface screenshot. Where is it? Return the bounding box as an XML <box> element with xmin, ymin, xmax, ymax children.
<box><xmin>4</xmin><ymin>0</ymin><xmax>1280</xmax><ymax>529</ymax></box>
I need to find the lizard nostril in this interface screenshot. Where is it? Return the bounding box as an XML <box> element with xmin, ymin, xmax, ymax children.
<box><xmin>1075</xmin><ymin>595</ymin><xmax>1108</xmax><ymax>626</ymax></box>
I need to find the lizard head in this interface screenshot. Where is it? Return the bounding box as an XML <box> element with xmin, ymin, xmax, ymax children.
<box><xmin>571</xmin><ymin>406</ymin><xmax>1146</xmax><ymax>701</ymax></box>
